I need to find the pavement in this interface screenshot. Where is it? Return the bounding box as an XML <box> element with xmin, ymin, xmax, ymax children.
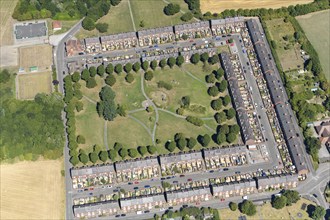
<box><xmin>55</xmin><ymin>18</ymin><xmax>328</xmax><ymax>220</ymax></box>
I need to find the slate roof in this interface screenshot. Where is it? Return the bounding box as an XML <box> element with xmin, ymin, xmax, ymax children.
<box><xmin>84</xmin><ymin>37</ymin><xmax>101</xmax><ymax>45</ymax></box>
<box><xmin>100</xmin><ymin>32</ymin><xmax>137</xmax><ymax>43</ymax></box>
<box><xmin>174</xmin><ymin>21</ymin><xmax>210</xmax><ymax>32</ymax></box>
<box><xmin>71</xmin><ymin>164</ymin><xmax>115</xmax><ymax>177</ymax></box>
<box><xmin>138</xmin><ymin>26</ymin><xmax>174</xmax><ymax>37</ymax></box>
<box><xmin>159</xmin><ymin>151</ymin><xmax>203</xmax><ymax>166</ymax></box>
<box><xmin>115</xmin><ymin>157</ymin><xmax>159</xmax><ymax>171</ymax></box>
<box><xmin>119</xmin><ymin>193</ymin><xmax>165</xmax><ymax>208</ymax></box>
<box><xmin>203</xmin><ymin>146</ymin><xmax>247</xmax><ymax>158</ymax></box>
<box><xmin>211</xmin><ymin>179</ymin><xmax>256</xmax><ymax>194</ymax></box>
<box><xmin>256</xmin><ymin>174</ymin><xmax>298</xmax><ymax>188</ymax></box>
<box><xmin>73</xmin><ymin>201</ymin><xmax>119</xmax><ymax>215</ymax></box>
<box><xmin>165</xmin><ymin>186</ymin><xmax>211</xmax><ymax>201</ymax></box>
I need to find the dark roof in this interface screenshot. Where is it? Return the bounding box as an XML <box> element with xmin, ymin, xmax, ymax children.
<box><xmin>137</xmin><ymin>26</ymin><xmax>174</xmax><ymax>37</ymax></box>
<box><xmin>119</xmin><ymin>193</ymin><xmax>165</xmax><ymax>207</ymax></box>
<box><xmin>174</xmin><ymin>21</ymin><xmax>210</xmax><ymax>32</ymax></box>
<box><xmin>256</xmin><ymin>174</ymin><xmax>298</xmax><ymax>188</ymax></box>
<box><xmin>73</xmin><ymin>201</ymin><xmax>119</xmax><ymax>215</ymax></box>
<box><xmin>115</xmin><ymin>157</ymin><xmax>159</xmax><ymax>171</ymax></box>
<box><xmin>71</xmin><ymin>164</ymin><xmax>115</xmax><ymax>177</ymax></box>
<box><xmin>100</xmin><ymin>32</ymin><xmax>137</xmax><ymax>42</ymax></box>
<box><xmin>237</xmin><ymin>109</ymin><xmax>255</xmax><ymax>143</ymax></box>
<box><xmin>15</xmin><ymin>22</ymin><xmax>47</xmax><ymax>39</ymax></box>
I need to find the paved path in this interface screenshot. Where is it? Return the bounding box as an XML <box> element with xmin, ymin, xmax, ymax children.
<box><xmin>181</xmin><ymin>68</ymin><xmax>206</xmax><ymax>85</ymax></box>
<box><xmin>204</xmin><ymin>124</ymin><xmax>216</xmax><ymax>133</ymax></box>
<box><xmin>128</xmin><ymin>115</ymin><xmax>152</xmax><ymax>137</ymax></box>
<box><xmin>128</xmin><ymin>108</ymin><xmax>145</xmax><ymax>114</ymax></box>
<box><xmin>140</xmin><ymin>72</ymin><xmax>158</xmax><ymax>144</ymax></box>
<box><xmin>127</xmin><ymin>0</ymin><xmax>137</xmax><ymax>31</ymax></box>
<box><xmin>83</xmin><ymin>95</ymin><xmax>97</xmax><ymax>104</ymax></box>
<box><xmin>158</xmin><ymin>108</ymin><xmax>186</xmax><ymax>119</ymax></box>
<box><xmin>104</xmin><ymin>121</ymin><xmax>109</xmax><ymax>150</ymax></box>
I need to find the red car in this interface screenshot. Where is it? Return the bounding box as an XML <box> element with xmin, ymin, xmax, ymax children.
<box><xmin>134</xmin><ymin>181</ymin><xmax>139</xmax><ymax>184</ymax></box>
<box><xmin>220</xmin><ymin>198</ymin><xmax>225</xmax><ymax>202</ymax></box>
<box><xmin>187</xmin><ymin>178</ymin><xmax>192</xmax><ymax>181</ymax></box>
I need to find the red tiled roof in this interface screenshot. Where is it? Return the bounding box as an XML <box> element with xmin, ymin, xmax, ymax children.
<box><xmin>52</xmin><ymin>21</ymin><xmax>62</xmax><ymax>29</ymax></box>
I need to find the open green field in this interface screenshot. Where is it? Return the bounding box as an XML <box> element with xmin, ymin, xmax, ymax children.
<box><xmin>266</xmin><ymin>18</ymin><xmax>305</xmax><ymax>71</ymax></box>
<box><xmin>219</xmin><ymin>198</ymin><xmax>315</xmax><ymax>220</ymax></box>
<box><xmin>145</xmin><ymin>65</ymin><xmax>216</xmax><ymax>117</ymax></box>
<box><xmin>75</xmin><ymin>97</ymin><xmax>105</xmax><ymax>150</ymax></box>
<box><xmin>129</xmin><ymin>110</ymin><xmax>155</xmax><ymax>130</ymax></box>
<box><xmin>80</xmin><ymin>75</ymin><xmax>104</xmax><ymax>101</ymax></box>
<box><xmin>297</xmin><ymin>10</ymin><xmax>330</xmax><ymax>80</ymax></box>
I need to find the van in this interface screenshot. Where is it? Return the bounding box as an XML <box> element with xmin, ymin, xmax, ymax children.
<box><xmin>136</xmin><ymin>211</ymin><xmax>143</xmax><ymax>215</ymax></box>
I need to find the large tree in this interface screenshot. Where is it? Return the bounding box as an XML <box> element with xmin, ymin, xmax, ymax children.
<box><xmin>271</xmin><ymin>196</ymin><xmax>287</xmax><ymax>209</ymax></box>
<box><xmin>164</xmin><ymin>3</ymin><xmax>180</xmax><ymax>15</ymax></box>
<box><xmin>311</xmin><ymin>206</ymin><xmax>326</xmax><ymax>220</ymax></box>
<box><xmin>176</xmin><ymin>55</ymin><xmax>184</xmax><ymax>67</ymax></box>
<box><xmin>95</xmin><ymin>22</ymin><xmax>108</xmax><ymax>33</ymax></box>
<box><xmin>105</xmin><ymin>74</ymin><xmax>116</xmax><ymax>86</ymax></box>
<box><xmin>97</xmin><ymin>86</ymin><xmax>117</xmax><ymax>121</ymax></box>
<box><xmin>282</xmin><ymin>190</ymin><xmax>300</xmax><ymax>206</ymax></box>
<box><xmin>239</xmin><ymin>200</ymin><xmax>256</xmax><ymax>216</ymax></box>
<box><xmin>82</xmin><ymin>17</ymin><xmax>95</xmax><ymax>31</ymax></box>
<box><xmin>190</xmin><ymin>53</ymin><xmax>200</xmax><ymax>64</ymax></box>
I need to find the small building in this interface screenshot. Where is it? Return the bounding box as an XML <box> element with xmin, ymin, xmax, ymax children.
<box><xmin>52</xmin><ymin>20</ymin><xmax>62</xmax><ymax>31</ymax></box>
<box><xmin>65</xmin><ymin>39</ymin><xmax>85</xmax><ymax>57</ymax></box>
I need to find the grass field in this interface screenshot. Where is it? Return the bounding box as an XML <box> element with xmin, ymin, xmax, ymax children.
<box><xmin>145</xmin><ymin>65</ymin><xmax>216</xmax><ymax>117</ymax></box>
<box><xmin>0</xmin><ymin>160</ymin><xmax>64</xmax><ymax>220</ymax></box>
<box><xmin>17</xmin><ymin>72</ymin><xmax>53</xmax><ymax>100</ymax></box>
<box><xmin>200</xmin><ymin>0</ymin><xmax>313</xmax><ymax>13</ymax></box>
<box><xmin>0</xmin><ymin>0</ymin><xmax>18</xmax><ymax>46</ymax></box>
<box><xmin>80</xmin><ymin>75</ymin><xmax>104</xmax><ymax>101</ymax></box>
<box><xmin>19</xmin><ymin>45</ymin><xmax>53</xmax><ymax>72</ymax></box>
<box><xmin>219</xmin><ymin>198</ymin><xmax>315</xmax><ymax>220</ymax></box>
<box><xmin>265</xmin><ymin>18</ymin><xmax>305</xmax><ymax>71</ymax></box>
<box><xmin>75</xmin><ymin>98</ymin><xmax>105</xmax><ymax>150</ymax></box>
<box><xmin>297</xmin><ymin>10</ymin><xmax>330</xmax><ymax>80</ymax></box>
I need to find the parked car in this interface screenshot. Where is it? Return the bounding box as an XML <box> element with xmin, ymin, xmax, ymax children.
<box><xmin>128</xmin><ymin>182</ymin><xmax>133</xmax><ymax>185</ymax></box>
<box><xmin>235</xmin><ymin>171</ymin><xmax>241</xmax><ymax>174</ymax></box>
<box><xmin>179</xmin><ymin>174</ymin><xmax>185</xmax><ymax>177</ymax></box>
<box><xmin>144</xmin><ymin>185</ymin><xmax>150</xmax><ymax>188</ymax></box>
<box><xmin>115</xmin><ymin>214</ymin><xmax>120</xmax><ymax>218</ymax></box>
<box><xmin>223</xmin><ymin>168</ymin><xmax>229</xmax><ymax>171</ymax></box>
<box><xmin>187</xmin><ymin>178</ymin><xmax>192</xmax><ymax>181</ymax></box>
<box><xmin>209</xmin><ymin>170</ymin><xmax>214</xmax><ymax>173</ymax></box>
<box><xmin>161</xmin><ymin>178</ymin><xmax>166</xmax><ymax>180</ymax></box>
<box><xmin>182</xmin><ymin>205</ymin><xmax>188</xmax><ymax>208</ymax></box>
<box><xmin>134</xmin><ymin>181</ymin><xmax>139</xmax><ymax>184</ymax></box>
<box><xmin>144</xmin><ymin>210</ymin><xmax>150</xmax><ymax>213</ymax></box>
<box><xmin>121</xmin><ymin>214</ymin><xmax>126</xmax><ymax>217</ymax></box>
<box><xmin>134</xmin><ymin>187</ymin><xmax>139</xmax><ymax>190</ymax></box>
<box><xmin>168</xmin><ymin>207</ymin><xmax>173</xmax><ymax>210</ymax></box>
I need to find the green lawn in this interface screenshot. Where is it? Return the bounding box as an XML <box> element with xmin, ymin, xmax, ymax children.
<box><xmin>112</xmin><ymin>73</ymin><xmax>146</xmax><ymax>111</ymax></box>
<box><xmin>266</xmin><ymin>18</ymin><xmax>305</xmax><ymax>71</ymax></box>
<box><xmin>297</xmin><ymin>10</ymin><xmax>330</xmax><ymax>80</ymax></box>
<box><xmin>130</xmin><ymin>0</ymin><xmax>184</xmax><ymax>30</ymax></box>
<box><xmin>107</xmin><ymin>116</ymin><xmax>153</xmax><ymax>150</ymax></box>
<box><xmin>145</xmin><ymin>65</ymin><xmax>216</xmax><ymax>117</ymax></box>
<box><xmin>80</xmin><ymin>76</ymin><xmax>104</xmax><ymax>102</ymax></box>
<box><xmin>129</xmin><ymin>110</ymin><xmax>155</xmax><ymax>130</ymax></box>
<box><xmin>182</xmin><ymin>62</ymin><xmax>219</xmax><ymax>82</ymax></box>
<box><xmin>75</xmin><ymin>97</ymin><xmax>105</xmax><ymax>151</ymax></box>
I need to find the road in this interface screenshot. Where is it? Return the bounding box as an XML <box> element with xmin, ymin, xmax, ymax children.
<box><xmin>54</xmin><ymin>19</ymin><xmax>83</xmax><ymax>220</ymax></box>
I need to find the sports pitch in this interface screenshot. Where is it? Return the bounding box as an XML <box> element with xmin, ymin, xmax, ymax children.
<box><xmin>17</xmin><ymin>71</ymin><xmax>53</xmax><ymax>100</ymax></box>
<box><xmin>19</xmin><ymin>45</ymin><xmax>53</xmax><ymax>72</ymax></box>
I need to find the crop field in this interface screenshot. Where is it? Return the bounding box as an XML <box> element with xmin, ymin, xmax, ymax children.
<box><xmin>19</xmin><ymin>45</ymin><xmax>53</xmax><ymax>72</ymax></box>
<box><xmin>200</xmin><ymin>0</ymin><xmax>313</xmax><ymax>13</ymax></box>
<box><xmin>17</xmin><ymin>71</ymin><xmax>52</xmax><ymax>100</ymax></box>
<box><xmin>0</xmin><ymin>0</ymin><xmax>18</xmax><ymax>46</ymax></box>
<box><xmin>265</xmin><ymin>18</ymin><xmax>305</xmax><ymax>71</ymax></box>
<box><xmin>297</xmin><ymin>10</ymin><xmax>330</xmax><ymax>80</ymax></box>
<box><xmin>219</xmin><ymin>198</ymin><xmax>316</xmax><ymax>220</ymax></box>
<box><xmin>0</xmin><ymin>160</ymin><xmax>64</xmax><ymax>220</ymax></box>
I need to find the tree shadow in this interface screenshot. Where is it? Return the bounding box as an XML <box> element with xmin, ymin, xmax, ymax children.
<box><xmin>306</xmin><ymin>204</ymin><xmax>316</xmax><ymax>218</ymax></box>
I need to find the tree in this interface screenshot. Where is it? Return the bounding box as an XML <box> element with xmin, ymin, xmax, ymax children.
<box><xmin>230</xmin><ymin>124</ymin><xmax>240</xmax><ymax>134</ymax></box>
<box><xmin>97</xmin><ymin>65</ymin><xmax>105</xmax><ymax>77</ymax></box>
<box><xmin>180</xmin><ymin>12</ymin><xmax>193</xmax><ymax>21</ymax></box>
<box><xmin>106</xmin><ymin>63</ymin><xmax>114</xmax><ymax>74</ymax></box>
<box><xmin>164</xmin><ymin>3</ymin><xmax>180</xmax><ymax>16</ymax></box>
<box><xmin>117</xmin><ymin>104</ymin><xmax>126</xmax><ymax>117</ymax></box>
<box><xmin>226</xmin><ymin>108</ymin><xmax>236</xmax><ymax>119</ymax></box>
<box><xmin>110</xmin><ymin>0</ymin><xmax>121</xmax><ymax>6</ymax></box>
<box><xmin>147</xmin><ymin>145</ymin><xmax>157</xmax><ymax>154</ymax></box>
<box><xmin>95</xmin><ymin>22</ymin><xmax>108</xmax><ymax>33</ymax></box>
<box><xmin>159</xmin><ymin>59</ymin><xmax>167</xmax><ymax>69</ymax></box>
<box><xmin>187</xmin><ymin>137</ymin><xmax>197</xmax><ymax>149</ymax></box>
<box><xmin>209</xmin><ymin>55</ymin><xmax>220</xmax><ymax>65</ymax></box>
<box><xmin>82</xmin><ymin>17</ymin><xmax>95</xmax><ymax>31</ymax></box>
<box><xmin>271</xmin><ymin>196</ymin><xmax>287</xmax><ymax>209</ymax></box>
<box><xmin>133</xmin><ymin>62</ymin><xmax>141</xmax><ymax>72</ymax></box>
<box><xmin>200</xmin><ymin>52</ymin><xmax>209</xmax><ymax>63</ymax></box>
<box><xmin>86</xmin><ymin>77</ymin><xmax>97</xmax><ymax>88</ymax></box>
<box><xmin>176</xmin><ymin>55</ymin><xmax>184</xmax><ymax>67</ymax></box>
<box><xmin>89</xmin><ymin>152</ymin><xmax>98</xmax><ymax>163</ymax></box>
<box><xmin>151</xmin><ymin>60</ymin><xmax>158</xmax><ymax>70</ymax></box>
<box><xmin>216</xmin><ymin>133</ymin><xmax>226</xmax><ymax>145</ymax></box>
<box><xmin>70</xmin><ymin>155</ymin><xmax>79</xmax><ymax>166</ymax></box>
<box><xmin>176</xmin><ymin>138</ymin><xmax>187</xmax><ymax>151</ymax></box>
<box><xmin>71</xmin><ymin>71</ymin><xmax>80</xmax><ymax>82</ymax></box>
<box><xmin>142</xmin><ymin>61</ymin><xmax>149</xmax><ymax>71</ymax></box>
<box><xmin>206</xmin><ymin>73</ymin><xmax>216</xmax><ymax>83</ymax></box>
<box><xmin>139</xmin><ymin>20</ymin><xmax>145</xmax><ymax>27</ymax></box>
<box><xmin>0</xmin><ymin>69</ymin><xmax>10</xmax><ymax>83</ymax></box>
<box><xmin>218</xmin><ymin>124</ymin><xmax>229</xmax><ymax>134</ymax></box>
<box><xmin>81</xmin><ymin>69</ymin><xmax>90</xmax><ymax>81</ymax></box>
<box><xmin>118</xmin><ymin>148</ymin><xmax>128</xmax><ymax>158</ymax></box>
<box><xmin>114</xmin><ymin>142</ymin><xmax>123</xmax><ymax>151</ymax></box>
<box><xmin>144</xmin><ymin>71</ymin><xmax>154</xmax><ymax>81</ymax></box>
<box><xmin>89</xmin><ymin>66</ymin><xmax>97</xmax><ymax>77</ymax></box>
<box><xmin>282</xmin><ymin>190</ymin><xmax>300</xmax><ymax>206</ymax></box>
<box><xmin>124</xmin><ymin>63</ymin><xmax>132</xmax><ymax>73</ymax></box>
<box><xmin>226</xmin><ymin>132</ymin><xmax>237</xmax><ymax>143</ymax></box>
<box><xmin>125</xmin><ymin>73</ymin><xmax>134</xmax><ymax>83</ymax></box>
<box><xmin>168</xmin><ymin>57</ymin><xmax>176</xmax><ymax>68</ymax></box>
<box><xmin>215</xmin><ymin>112</ymin><xmax>227</xmax><ymax>124</ymax></box>
<box><xmin>181</xmin><ymin>96</ymin><xmax>191</xmax><ymax>108</ymax></box>
<box><xmin>218</xmin><ymin>80</ymin><xmax>228</xmax><ymax>92</ymax></box>
<box><xmin>215</xmin><ymin>68</ymin><xmax>224</xmax><ymax>79</ymax></box>
<box><xmin>311</xmin><ymin>205</ymin><xmax>326</xmax><ymax>220</ymax></box>
<box><xmin>208</xmin><ymin>86</ymin><xmax>219</xmax><ymax>97</ymax></box>
<box><xmin>77</xmin><ymin>135</ymin><xmax>85</xmax><ymax>144</ymax></box>
<box><xmin>186</xmin><ymin>116</ymin><xmax>204</xmax><ymax>126</ymax></box>
<box><xmin>239</xmin><ymin>200</ymin><xmax>256</xmax><ymax>216</ymax></box>
<box><xmin>229</xmin><ymin>202</ymin><xmax>238</xmax><ymax>211</ymax></box>
<box><xmin>98</xmin><ymin>86</ymin><xmax>117</xmax><ymax>121</ymax></box>
<box><xmin>105</xmin><ymin>74</ymin><xmax>116</xmax><ymax>86</ymax></box>
<box><xmin>115</xmin><ymin>64</ymin><xmax>122</xmax><ymax>74</ymax></box>
<box><xmin>138</xmin><ymin>146</ymin><xmax>148</xmax><ymax>156</ymax></box>
<box><xmin>200</xmin><ymin>134</ymin><xmax>211</xmax><ymax>147</ymax></box>
<box><xmin>109</xmin><ymin>149</ymin><xmax>117</xmax><ymax>161</ymax></box>
<box><xmin>128</xmin><ymin>148</ymin><xmax>138</xmax><ymax>158</ymax></box>
<box><xmin>79</xmin><ymin>153</ymin><xmax>89</xmax><ymax>164</ymax></box>
<box><xmin>99</xmin><ymin>151</ymin><xmax>109</xmax><ymax>162</ymax></box>
<box><xmin>211</xmin><ymin>99</ymin><xmax>223</xmax><ymax>111</ymax></box>
<box><xmin>166</xmin><ymin>141</ymin><xmax>176</xmax><ymax>152</ymax></box>
<box><xmin>190</xmin><ymin>53</ymin><xmax>200</xmax><ymax>64</ymax></box>
<box><xmin>222</xmin><ymin>95</ymin><xmax>231</xmax><ymax>106</ymax></box>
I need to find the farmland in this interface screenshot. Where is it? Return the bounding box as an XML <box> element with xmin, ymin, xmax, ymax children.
<box><xmin>0</xmin><ymin>160</ymin><xmax>64</xmax><ymax>220</ymax></box>
<box><xmin>17</xmin><ymin>72</ymin><xmax>53</xmax><ymax>100</ymax></box>
<box><xmin>200</xmin><ymin>0</ymin><xmax>313</xmax><ymax>13</ymax></box>
<box><xmin>297</xmin><ymin>10</ymin><xmax>330</xmax><ymax>80</ymax></box>
<box><xmin>0</xmin><ymin>0</ymin><xmax>18</xmax><ymax>46</ymax></box>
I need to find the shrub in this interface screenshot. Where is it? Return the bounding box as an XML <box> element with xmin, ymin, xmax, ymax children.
<box><xmin>95</xmin><ymin>22</ymin><xmax>108</xmax><ymax>33</ymax></box>
<box><xmin>229</xmin><ymin>202</ymin><xmax>238</xmax><ymax>211</ymax></box>
<box><xmin>181</xmin><ymin>12</ymin><xmax>193</xmax><ymax>21</ymax></box>
<box><xmin>186</xmin><ymin>116</ymin><xmax>204</xmax><ymax>127</ymax></box>
<box><xmin>82</xmin><ymin>17</ymin><xmax>95</xmax><ymax>30</ymax></box>
<box><xmin>125</xmin><ymin>73</ymin><xmax>134</xmax><ymax>83</ymax></box>
<box><xmin>105</xmin><ymin>74</ymin><xmax>116</xmax><ymax>86</ymax></box>
<box><xmin>208</xmin><ymin>86</ymin><xmax>219</xmax><ymax>97</ymax></box>
<box><xmin>164</xmin><ymin>3</ymin><xmax>180</xmax><ymax>15</ymax></box>
<box><xmin>157</xmin><ymin>81</ymin><xmax>172</xmax><ymax>90</ymax></box>
<box><xmin>144</xmin><ymin>71</ymin><xmax>154</xmax><ymax>81</ymax></box>
<box><xmin>124</xmin><ymin>63</ymin><xmax>132</xmax><ymax>73</ymax></box>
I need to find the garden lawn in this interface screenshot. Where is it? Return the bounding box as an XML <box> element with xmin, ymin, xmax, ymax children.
<box><xmin>80</xmin><ymin>76</ymin><xmax>104</xmax><ymax>102</ymax></box>
<box><xmin>266</xmin><ymin>18</ymin><xmax>305</xmax><ymax>71</ymax></box>
<box><xmin>107</xmin><ymin>116</ymin><xmax>153</xmax><ymax>150</ymax></box>
<box><xmin>129</xmin><ymin>110</ymin><xmax>155</xmax><ymax>130</ymax></box>
<box><xmin>75</xmin><ymin>97</ymin><xmax>105</xmax><ymax>151</ymax></box>
<box><xmin>112</xmin><ymin>73</ymin><xmax>146</xmax><ymax>111</ymax></box>
<box><xmin>145</xmin><ymin>66</ymin><xmax>216</xmax><ymax>117</ymax></box>
<box><xmin>297</xmin><ymin>10</ymin><xmax>330</xmax><ymax>80</ymax></box>
<box><xmin>130</xmin><ymin>0</ymin><xmax>184</xmax><ymax>31</ymax></box>
<box><xmin>182</xmin><ymin>62</ymin><xmax>219</xmax><ymax>82</ymax></box>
